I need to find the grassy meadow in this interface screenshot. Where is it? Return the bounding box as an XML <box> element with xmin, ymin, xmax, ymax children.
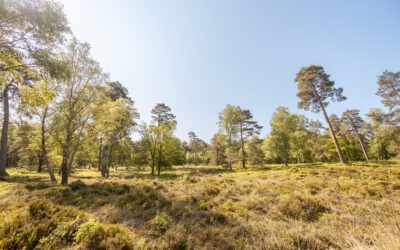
<box><xmin>1</xmin><ymin>161</ymin><xmax>400</xmax><ymax>250</ymax></box>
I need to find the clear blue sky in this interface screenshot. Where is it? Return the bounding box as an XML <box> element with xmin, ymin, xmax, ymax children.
<box><xmin>59</xmin><ymin>0</ymin><xmax>400</xmax><ymax>142</ymax></box>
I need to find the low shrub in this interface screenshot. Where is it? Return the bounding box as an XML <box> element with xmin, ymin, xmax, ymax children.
<box><xmin>39</xmin><ymin>217</ymin><xmax>86</xmax><ymax>247</ymax></box>
<box><xmin>154</xmin><ymin>212</ymin><xmax>173</xmax><ymax>232</ymax></box>
<box><xmin>70</xmin><ymin>179</ymin><xmax>87</xmax><ymax>191</ymax></box>
<box><xmin>76</xmin><ymin>221</ymin><xmax>134</xmax><ymax>249</ymax></box>
<box><xmin>277</xmin><ymin>194</ymin><xmax>330</xmax><ymax>222</ymax></box>
<box><xmin>25</xmin><ymin>182</ymin><xmax>53</xmax><ymax>191</ymax></box>
<box><xmin>0</xmin><ymin>199</ymin><xmax>83</xmax><ymax>249</ymax></box>
<box><xmin>117</xmin><ymin>186</ymin><xmax>171</xmax><ymax>210</ymax></box>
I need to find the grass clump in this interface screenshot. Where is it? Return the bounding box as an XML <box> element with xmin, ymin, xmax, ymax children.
<box><xmin>154</xmin><ymin>211</ymin><xmax>173</xmax><ymax>233</ymax></box>
<box><xmin>0</xmin><ymin>199</ymin><xmax>134</xmax><ymax>250</ymax></box>
<box><xmin>117</xmin><ymin>186</ymin><xmax>171</xmax><ymax>210</ymax></box>
<box><xmin>0</xmin><ymin>199</ymin><xmax>84</xmax><ymax>249</ymax></box>
<box><xmin>76</xmin><ymin>221</ymin><xmax>133</xmax><ymax>250</ymax></box>
<box><xmin>277</xmin><ymin>194</ymin><xmax>330</xmax><ymax>222</ymax></box>
<box><xmin>70</xmin><ymin>179</ymin><xmax>87</xmax><ymax>191</ymax></box>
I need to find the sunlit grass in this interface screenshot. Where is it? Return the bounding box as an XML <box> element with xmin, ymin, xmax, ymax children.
<box><xmin>1</xmin><ymin>160</ymin><xmax>399</xmax><ymax>249</ymax></box>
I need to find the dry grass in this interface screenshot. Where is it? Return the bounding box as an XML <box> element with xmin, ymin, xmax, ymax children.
<box><xmin>1</xmin><ymin>161</ymin><xmax>400</xmax><ymax>249</ymax></box>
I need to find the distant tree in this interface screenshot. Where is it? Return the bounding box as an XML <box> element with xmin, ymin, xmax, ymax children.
<box><xmin>266</xmin><ymin>107</ymin><xmax>297</xmax><ymax>166</ymax></box>
<box><xmin>340</xmin><ymin>109</ymin><xmax>369</xmax><ymax>161</ymax></box>
<box><xmin>151</xmin><ymin>103</ymin><xmax>176</xmax><ymax>175</ymax></box>
<box><xmin>92</xmin><ymin>97</ymin><xmax>138</xmax><ymax>177</ymax></box>
<box><xmin>289</xmin><ymin>115</ymin><xmax>309</xmax><ymax>164</ymax></box>
<box><xmin>139</xmin><ymin>123</ymin><xmax>160</xmax><ymax>175</ymax></box>
<box><xmin>306</xmin><ymin>120</ymin><xmax>331</xmax><ymax>163</ymax></box>
<box><xmin>188</xmin><ymin>131</ymin><xmax>200</xmax><ymax>165</ymax></box>
<box><xmin>181</xmin><ymin>141</ymin><xmax>190</xmax><ymax>163</ymax></box>
<box><xmin>131</xmin><ymin>139</ymin><xmax>149</xmax><ymax>169</ymax></box>
<box><xmin>376</xmin><ymin>70</ymin><xmax>400</xmax><ymax>136</ymax></box>
<box><xmin>246</xmin><ymin>136</ymin><xmax>264</xmax><ymax>166</ymax></box>
<box><xmin>366</xmin><ymin>108</ymin><xmax>397</xmax><ymax>160</ymax></box>
<box><xmin>295</xmin><ymin>65</ymin><xmax>347</xmax><ymax>163</ymax></box>
<box><xmin>162</xmin><ymin>136</ymin><xmax>186</xmax><ymax>167</ymax></box>
<box><xmin>218</xmin><ymin>104</ymin><xmax>241</xmax><ymax>170</ymax></box>
<box><xmin>238</xmin><ymin>108</ymin><xmax>262</xmax><ymax>168</ymax></box>
<box><xmin>210</xmin><ymin>133</ymin><xmax>227</xmax><ymax>166</ymax></box>
<box><xmin>377</xmin><ymin>70</ymin><xmax>400</xmax><ymax>110</ymax></box>
<box><xmin>151</xmin><ymin>103</ymin><xmax>176</xmax><ymax>126</ymax></box>
<box><xmin>106</xmin><ymin>81</ymin><xmax>132</xmax><ymax>102</ymax></box>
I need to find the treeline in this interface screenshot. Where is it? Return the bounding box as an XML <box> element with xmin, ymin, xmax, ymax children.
<box><xmin>1</xmin><ymin>1</ymin><xmax>399</xmax><ymax>185</ymax></box>
<box><xmin>207</xmin><ymin>66</ymin><xmax>399</xmax><ymax>167</ymax></box>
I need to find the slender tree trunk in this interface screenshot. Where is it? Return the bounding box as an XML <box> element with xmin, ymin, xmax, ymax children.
<box><xmin>151</xmin><ymin>160</ymin><xmax>155</xmax><ymax>175</ymax></box>
<box><xmin>67</xmin><ymin>148</ymin><xmax>77</xmax><ymax>176</ymax></box>
<box><xmin>357</xmin><ymin>134</ymin><xmax>369</xmax><ymax>161</ymax></box>
<box><xmin>150</xmin><ymin>146</ymin><xmax>155</xmax><ymax>175</ymax></box>
<box><xmin>0</xmin><ymin>83</ymin><xmax>10</xmax><ymax>175</ymax></box>
<box><xmin>228</xmin><ymin>138</ymin><xmax>232</xmax><ymax>170</ymax></box>
<box><xmin>311</xmin><ymin>84</ymin><xmax>346</xmax><ymax>163</ymax></box>
<box><xmin>44</xmin><ymin>149</ymin><xmax>57</xmax><ymax>184</ymax></box>
<box><xmin>38</xmin><ymin>110</ymin><xmax>47</xmax><ymax>173</ymax></box>
<box><xmin>61</xmin><ymin>146</ymin><xmax>69</xmax><ymax>185</ymax></box>
<box><xmin>98</xmin><ymin>137</ymin><xmax>103</xmax><ymax>171</ymax></box>
<box><xmin>101</xmin><ymin>144</ymin><xmax>109</xmax><ymax>178</ymax></box>
<box><xmin>107</xmin><ymin>144</ymin><xmax>113</xmax><ymax>171</ymax></box>
<box><xmin>38</xmin><ymin>108</ymin><xmax>56</xmax><ymax>183</ymax></box>
<box><xmin>351</xmin><ymin>122</ymin><xmax>369</xmax><ymax>161</ymax></box>
<box><xmin>157</xmin><ymin>145</ymin><xmax>162</xmax><ymax>175</ymax></box>
<box><xmin>38</xmin><ymin>156</ymin><xmax>43</xmax><ymax>172</ymax></box>
<box><xmin>240</xmin><ymin>128</ymin><xmax>246</xmax><ymax>169</ymax></box>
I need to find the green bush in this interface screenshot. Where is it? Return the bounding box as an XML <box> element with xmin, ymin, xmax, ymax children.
<box><xmin>39</xmin><ymin>217</ymin><xmax>86</xmax><ymax>247</ymax></box>
<box><xmin>154</xmin><ymin>212</ymin><xmax>173</xmax><ymax>232</ymax></box>
<box><xmin>0</xmin><ymin>199</ymin><xmax>83</xmax><ymax>249</ymax></box>
<box><xmin>117</xmin><ymin>186</ymin><xmax>171</xmax><ymax>209</ymax></box>
<box><xmin>76</xmin><ymin>221</ymin><xmax>133</xmax><ymax>250</ymax></box>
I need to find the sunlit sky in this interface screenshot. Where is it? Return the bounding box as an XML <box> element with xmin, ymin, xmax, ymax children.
<box><xmin>59</xmin><ymin>0</ymin><xmax>400</xmax><ymax>142</ymax></box>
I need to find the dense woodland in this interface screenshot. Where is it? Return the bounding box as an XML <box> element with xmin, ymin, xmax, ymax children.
<box><xmin>0</xmin><ymin>0</ymin><xmax>399</xmax><ymax>185</ymax></box>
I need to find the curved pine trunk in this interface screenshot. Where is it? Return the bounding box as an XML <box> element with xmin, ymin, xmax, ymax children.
<box><xmin>321</xmin><ymin>106</ymin><xmax>346</xmax><ymax>163</ymax></box>
<box><xmin>352</xmin><ymin>122</ymin><xmax>369</xmax><ymax>161</ymax></box>
<box><xmin>311</xmin><ymin>84</ymin><xmax>346</xmax><ymax>164</ymax></box>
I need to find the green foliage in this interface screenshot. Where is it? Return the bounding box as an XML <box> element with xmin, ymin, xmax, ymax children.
<box><xmin>377</xmin><ymin>70</ymin><xmax>400</xmax><ymax>110</ymax></box>
<box><xmin>210</xmin><ymin>133</ymin><xmax>228</xmax><ymax>166</ymax></box>
<box><xmin>117</xmin><ymin>186</ymin><xmax>171</xmax><ymax>210</ymax></box>
<box><xmin>218</xmin><ymin>105</ymin><xmax>242</xmax><ymax>169</ymax></box>
<box><xmin>295</xmin><ymin>65</ymin><xmax>346</xmax><ymax>113</ymax></box>
<box><xmin>187</xmin><ymin>131</ymin><xmax>209</xmax><ymax>165</ymax></box>
<box><xmin>76</xmin><ymin>221</ymin><xmax>133</xmax><ymax>250</ymax></box>
<box><xmin>0</xmin><ymin>199</ymin><xmax>84</xmax><ymax>249</ymax></box>
<box><xmin>154</xmin><ymin>212</ymin><xmax>173</xmax><ymax>232</ymax></box>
